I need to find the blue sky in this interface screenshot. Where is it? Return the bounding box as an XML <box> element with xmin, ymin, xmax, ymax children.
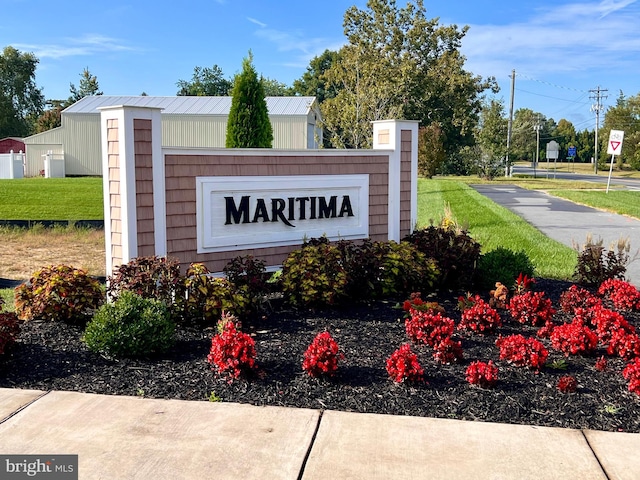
<box><xmin>3</xmin><ymin>0</ymin><xmax>640</xmax><ymax>131</ymax></box>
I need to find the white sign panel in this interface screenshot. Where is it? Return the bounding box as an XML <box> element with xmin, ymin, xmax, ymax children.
<box><xmin>546</xmin><ymin>141</ymin><xmax>559</xmax><ymax>160</ymax></box>
<box><xmin>196</xmin><ymin>175</ymin><xmax>370</xmax><ymax>253</ymax></box>
<box><xmin>607</xmin><ymin>129</ymin><xmax>625</xmax><ymax>155</ymax></box>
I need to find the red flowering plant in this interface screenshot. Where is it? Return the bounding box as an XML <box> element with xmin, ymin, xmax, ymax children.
<box><xmin>550</xmin><ymin>319</ymin><xmax>598</xmax><ymax>357</ymax></box>
<box><xmin>609</xmin><ymin>330</ymin><xmax>640</xmax><ymax>360</ymax></box>
<box><xmin>598</xmin><ymin>278</ymin><xmax>640</xmax><ymax>311</ymax></box>
<box><xmin>582</xmin><ymin>305</ymin><xmax>631</xmax><ymax>342</ymax></box>
<box><xmin>495</xmin><ymin>334</ymin><xmax>548</xmax><ymax>371</ymax></box>
<box><xmin>386</xmin><ymin>344</ymin><xmax>424</xmax><ymax>383</ymax></box>
<box><xmin>583</xmin><ymin>305</ymin><xmax>640</xmax><ymax>359</ymax></box>
<box><xmin>405</xmin><ymin>310</ymin><xmax>455</xmax><ymax>347</ymax></box>
<box><xmin>302</xmin><ymin>331</ymin><xmax>344</xmax><ymax>378</ymax></box>
<box><xmin>559</xmin><ymin>285</ymin><xmax>602</xmax><ymax>313</ymax></box>
<box><xmin>595</xmin><ymin>356</ymin><xmax>608</xmax><ymax>372</ymax></box>
<box><xmin>465</xmin><ymin>360</ymin><xmax>498</xmax><ymax>388</ymax></box>
<box><xmin>508</xmin><ymin>291</ymin><xmax>556</xmax><ymax>327</ymax></box>
<box><xmin>623</xmin><ymin>358</ymin><xmax>640</xmax><ymax>395</ymax></box>
<box><xmin>458</xmin><ymin>296</ymin><xmax>502</xmax><ymax>335</ymax></box>
<box><xmin>432</xmin><ymin>336</ymin><xmax>464</xmax><ymax>364</ymax></box>
<box><xmin>207</xmin><ymin>313</ymin><xmax>257</xmax><ymax>381</ymax></box>
<box><xmin>514</xmin><ymin>273</ymin><xmax>536</xmax><ymax>294</ymax></box>
<box><xmin>557</xmin><ymin>375</ymin><xmax>578</xmax><ymax>393</ymax></box>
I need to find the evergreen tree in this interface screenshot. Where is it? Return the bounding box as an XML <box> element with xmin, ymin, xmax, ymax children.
<box><xmin>68</xmin><ymin>67</ymin><xmax>102</xmax><ymax>105</ymax></box>
<box><xmin>226</xmin><ymin>53</ymin><xmax>273</xmax><ymax>148</ymax></box>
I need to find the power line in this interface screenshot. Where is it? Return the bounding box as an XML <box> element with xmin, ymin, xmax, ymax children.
<box><xmin>516</xmin><ymin>88</ymin><xmax>590</xmax><ymax>104</ymax></box>
<box><xmin>514</xmin><ymin>73</ymin><xmax>589</xmax><ymax>93</ymax></box>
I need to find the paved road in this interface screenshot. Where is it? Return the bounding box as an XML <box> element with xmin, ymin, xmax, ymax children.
<box><xmin>471</xmin><ymin>184</ymin><xmax>640</xmax><ymax>287</ymax></box>
<box><xmin>512</xmin><ymin>165</ymin><xmax>640</xmax><ymax>190</ymax></box>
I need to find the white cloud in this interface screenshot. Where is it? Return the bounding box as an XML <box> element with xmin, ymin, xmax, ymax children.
<box><xmin>14</xmin><ymin>34</ymin><xmax>136</xmax><ymax>59</ymax></box>
<box><xmin>462</xmin><ymin>0</ymin><xmax>640</xmax><ymax>80</ymax></box>
<box><xmin>247</xmin><ymin>17</ymin><xmax>267</xmax><ymax>28</ymax></box>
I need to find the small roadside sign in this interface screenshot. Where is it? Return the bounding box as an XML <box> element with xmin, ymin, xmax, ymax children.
<box><xmin>606</xmin><ymin>129</ymin><xmax>625</xmax><ymax>194</ymax></box>
<box><xmin>546</xmin><ymin>141</ymin><xmax>560</xmax><ymax>179</ymax></box>
<box><xmin>568</xmin><ymin>146</ymin><xmax>576</xmax><ymax>157</ymax></box>
<box><xmin>607</xmin><ymin>130</ymin><xmax>624</xmax><ymax>155</ymax></box>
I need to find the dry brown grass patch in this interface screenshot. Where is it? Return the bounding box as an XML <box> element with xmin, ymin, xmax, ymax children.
<box><xmin>0</xmin><ymin>226</ymin><xmax>105</xmax><ymax>280</ymax></box>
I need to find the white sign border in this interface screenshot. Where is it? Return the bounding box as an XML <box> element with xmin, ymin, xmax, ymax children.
<box><xmin>607</xmin><ymin>129</ymin><xmax>625</xmax><ymax>156</ymax></box>
<box><xmin>196</xmin><ymin>174</ymin><xmax>370</xmax><ymax>253</ymax></box>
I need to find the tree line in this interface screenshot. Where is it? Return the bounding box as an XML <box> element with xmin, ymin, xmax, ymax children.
<box><xmin>472</xmin><ymin>95</ymin><xmax>640</xmax><ymax>179</ymax></box>
<box><xmin>2</xmin><ymin>0</ymin><xmax>638</xmax><ymax>175</ymax></box>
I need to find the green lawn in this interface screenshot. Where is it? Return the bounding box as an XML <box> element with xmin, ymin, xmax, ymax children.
<box><xmin>1</xmin><ymin>175</ymin><xmax>636</xmax><ymax>283</ymax></box>
<box><xmin>417</xmin><ymin>178</ymin><xmax>578</xmax><ymax>280</ymax></box>
<box><xmin>0</xmin><ymin>177</ymin><xmax>103</xmax><ymax>220</ymax></box>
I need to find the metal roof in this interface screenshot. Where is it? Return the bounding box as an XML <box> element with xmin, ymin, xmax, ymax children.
<box><xmin>63</xmin><ymin>95</ymin><xmax>318</xmax><ymax>116</ymax></box>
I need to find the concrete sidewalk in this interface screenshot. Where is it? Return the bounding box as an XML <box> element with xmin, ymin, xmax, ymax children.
<box><xmin>1</xmin><ymin>388</ymin><xmax>639</xmax><ymax>479</ymax></box>
<box><xmin>471</xmin><ymin>184</ymin><xmax>640</xmax><ymax>287</ymax></box>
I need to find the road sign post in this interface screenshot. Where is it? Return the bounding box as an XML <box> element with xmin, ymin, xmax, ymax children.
<box><xmin>606</xmin><ymin>130</ymin><xmax>624</xmax><ymax>193</ymax></box>
<box><xmin>546</xmin><ymin>141</ymin><xmax>559</xmax><ymax>179</ymax></box>
<box><xmin>568</xmin><ymin>146</ymin><xmax>576</xmax><ymax>172</ymax></box>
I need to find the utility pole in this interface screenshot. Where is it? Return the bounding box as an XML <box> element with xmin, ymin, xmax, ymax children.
<box><xmin>533</xmin><ymin>116</ymin><xmax>541</xmax><ymax>178</ymax></box>
<box><xmin>590</xmin><ymin>86</ymin><xmax>608</xmax><ymax>174</ymax></box>
<box><xmin>505</xmin><ymin>69</ymin><xmax>516</xmax><ymax>177</ymax></box>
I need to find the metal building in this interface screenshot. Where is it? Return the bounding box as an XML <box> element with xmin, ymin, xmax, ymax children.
<box><xmin>23</xmin><ymin>95</ymin><xmax>323</xmax><ymax>177</ymax></box>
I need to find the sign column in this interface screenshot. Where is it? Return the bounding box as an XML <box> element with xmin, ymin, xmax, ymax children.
<box><xmin>99</xmin><ymin>105</ymin><xmax>164</xmax><ymax>276</ymax></box>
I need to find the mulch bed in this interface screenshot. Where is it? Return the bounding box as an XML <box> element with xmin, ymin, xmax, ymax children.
<box><xmin>2</xmin><ymin>278</ymin><xmax>640</xmax><ymax>433</ymax></box>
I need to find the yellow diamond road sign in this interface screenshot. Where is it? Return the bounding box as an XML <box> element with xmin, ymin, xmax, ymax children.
<box><xmin>607</xmin><ymin>130</ymin><xmax>624</xmax><ymax>155</ymax></box>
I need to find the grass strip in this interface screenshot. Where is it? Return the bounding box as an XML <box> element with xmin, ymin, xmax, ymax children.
<box><xmin>0</xmin><ymin>177</ymin><xmax>103</xmax><ymax>220</ymax></box>
<box><xmin>0</xmin><ymin>288</ymin><xmax>15</xmax><ymax>312</ymax></box>
<box><xmin>417</xmin><ymin>178</ymin><xmax>577</xmax><ymax>280</ymax></box>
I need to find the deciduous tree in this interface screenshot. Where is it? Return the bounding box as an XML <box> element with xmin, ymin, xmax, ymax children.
<box><xmin>0</xmin><ymin>46</ymin><xmax>44</xmax><ymax>136</ymax></box>
<box><xmin>291</xmin><ymin>49</ymin><xmax>341</xmax><ymax>104</ymax></box>
<box><xmin>259</xmin><ymin>76</ymin><xmax>291</xmax><ymax>96</ymax></box>
<box><xmin>320</xmin><ymin>0</ymin><xmax>495</xmax><ymax>153</ymax></box>
<box><xmin>177</xmin><ymin>65</ymin><xmax>232</xmax><ymax>96</ymax></box>
<box><xmin>554</xmin><ymin>119</ymin><xmax>577</xmax><ymax>161</ymax></box>
<box><xmin>418</xmin><ymin>124</ymin><xmax>446</xmax><ymax>178</ymax></box>
<box><xmin>510</xmin><ymin>108</ymin><xmax>545</xmax><ymax>161</ymax></box>
<box><xmin>476</xmin><ymin>99</ymin><xmax>507</xmax><ymax>179</ymax></box>
<box><xmin>602</xmin><ymin>91</ymin><xmax>640</xmax><ymax>169</ymax></box>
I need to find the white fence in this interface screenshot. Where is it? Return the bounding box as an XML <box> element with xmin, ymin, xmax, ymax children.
<box><xmin>43</xmin><ymin>151</ymin><xmax>65</xmax><ymax>178</ymax></box>
<box><xmin>0</xmin><ymin>150</ymin><xmax>25</xmax><ymax>179</ymax></box>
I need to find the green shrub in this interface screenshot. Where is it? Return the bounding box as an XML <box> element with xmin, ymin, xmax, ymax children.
<box><xmin>14</xmin><ymin>264</ymin><xmax>104</xmax><ymax>324</ymax></box>
<box><xmin>178</xmin><ymin>263</ymin><xmax>250</xmax><ymax>324</ymax></box>
<box><xmin>476</xmin><ymin>247</ymin><xmax>535</xmax><ymax>290</ymax></box>
<box><xmin>281</xmin><ymin>238</ymin><xmax>348</xmax><ymax>308</ymax></box>
<box><xmin>375</xmin><ymin>241</ymin><xmax>439</xmax><ymax>298</ymax></box>
<box><xmin>335</xmin><ymin>239</ymin><xmax>382</xmax><ymax>301</ymax></box>
<box><xmin>223</xmin><ymin>255</ymin><xmax>268</xmax><ymax>294</ymax></box>
<box><xmin>107</xmin><ymin>256</ymin><xmax>182</xmax><ymax>308</ymax></box>
<box><xmin>84</xmin><ymin>291</ymin><xmax>175</xmax><ymax>357</ymax></box>
<box><xmin>404</xmin><ymin>225</ymin><xmax>480</xmax><ymax>290</ymax></box>
<box><xmin>573</xmin><ymin>235</ymin><xmax>628</xmax><ymax>287</ymax></box>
